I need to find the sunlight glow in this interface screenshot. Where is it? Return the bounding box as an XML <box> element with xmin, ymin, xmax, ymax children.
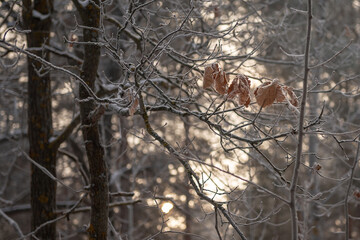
<box><xmin>161</xmin><ymin>202</ymin><xmax>174</xmax><ymax>214</ymax></box>
<box><xmin>166</xmin><ymin>215</ymin><xmax>186</xmax><ymax>230</ymax></box>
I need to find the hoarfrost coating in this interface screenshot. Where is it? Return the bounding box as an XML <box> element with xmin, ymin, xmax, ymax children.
<box><xmin>32</xmin><ymin>10</ymin><xmax>50</xmax><ymax>20</ymax></box>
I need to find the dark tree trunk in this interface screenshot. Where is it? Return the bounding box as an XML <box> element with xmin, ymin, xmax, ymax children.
<box><xmin>73</xmin><ymin>0</ymin><xmax>109</xmax><ymax>239</ymax></box>
<box><xmin>22</xmin><ymin>0</ymin><xmax>56</xmax><ymax>239</ymax></box>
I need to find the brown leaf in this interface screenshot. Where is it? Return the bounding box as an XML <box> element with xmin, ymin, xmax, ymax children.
<box><xmin>255</xmin><ymin>80</ymin><xmax>298</xmax><ymax>108</ymax></box>
<box><xmin>313</xmin><ymin>163</ymin><xmax>322</xmax><ymax>171</ymax></box>
<box><xmin>254</xmin><ymin>80</ymin><xmax>279</xmax><ymax>108</ymax></box>
<box><xmin>284</xmin><ymin>86</ymin><xmax>298</xmax><ymax>107</ymax></box>
<box><xmin>212</xmin><ymin>62</ymin><xmax>220</xmax><ymax>72</ymax></box>
<box><xmin>238</xmin><ymin>75</ymin><xmax>251</xmax><ymax>107</ymax></box>
<box><xmin>203</xmin><ymin>65</ymin><xmax>215</xmax><ymax>89</ymax></box>
<box><xmin>203</xmin><ymin>63</ymin><xmax>221</xmax><ymax>89</ymax></box>
<box><xmin>126</xmin><ymin>90</ymin><xmax>139</xmax><ymax>116</ymax></box>
<box><xmin>129</xmin><ymin>97</ymin><xmax>139</xmax><ymax>116</ymax></box>
<box><xmin>275</xmin><ymin>85</ymin><xmax>286</xmax><ymax>103</ymax></box>
<box><xmin>240</xmin><ymin>93</ymin><xmax>251</xmax><ymax>107</ymax></box>
<box><xmin>227</xmin><ymin>78</ymin><xmax>239</xmax><ymax>98</ymax></box>
<box><xmin>214</xmin><ymin>70</ymin><xmax>228</xmax><ymax>95</ymax></box>
<box><xmin>228</xmin><ymin>74</ymin><xmax>251</xmax><ymax>107</ymax></box>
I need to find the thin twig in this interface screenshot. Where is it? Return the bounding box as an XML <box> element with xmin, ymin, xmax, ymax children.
<box><xmin>289</xmin><ymin>1</ymin><xmax>312</xmax><ymax>240</ymax></box>
<box><xmin>0</xmin><ymin>0</ymin><xmax>16</xmax><ymax>28</ymax></box>
<box><xmin>215</xmin><ymin>208</ymin><xmax>223</xmax><ymax>240</ymax></box>
<box><xmin>58</xmin><ymin>200</ymin><xmax>142</xmax><ymax>214</ymax></box>
<box><xmin>309</xmin><ymin>40</ymin><xmax>353</xmax><ymax>69</ymax></box>
<box><xmin>21</xmin><ymin>148</ymin><xmax>85</xmax><ymax>193</ymax></box>
<box><xmin>110</xmin><ymin>191</ymin><xmax>135</xmax><ymax>197</ymax></box>
<box><xmin>0</xmin><ymin>40</ymin><xmax>115</xmax><ymax>105</ymax></box>
<box><xmin>0</xmin><ymin>209</ymin><xmax>24</xmax><ymax>238</ymax></box>
<box><xmin>18</xmin><ymin>199</ymin><xmax>140</xmax><ymax>240</ymax></box>
<box><xmin>49</xmin><ymin>114</ymin><xmax>80</xmax><ymax>150</ymax></box>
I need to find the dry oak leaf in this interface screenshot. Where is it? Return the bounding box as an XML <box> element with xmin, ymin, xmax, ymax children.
<box><xmin>203</xmin><ymin>64</ymin><xmax>216</xmax><ymax>89</ymax></box>
<box><xmin>283</xmin><ymin>86</ymin><xmax>299</xmax><ymax>107</ymax></box>
<box><xmin>214</xmin><ymin>70</ymin><xmax>228</xmax><ymax>95</ymax></box>
<box><xmin>129</xmin><ymin>98</ymin><xmax>139</xmax><ymax>116</ymax></box>
<box><xmin>276</xmin><ymin>85</ymin><xmax>298</xmax><ymax>107</ymax></box>
<box><xmin>254</xmin><ymin>80</ymin><xmax>298</xmax><ymax>108</ymax></box>
<box><xmin>254</xmin><ymin>80</ymin><xmax>280</xmax><ymax>108</ymax></box>
<box><xmin>203</xmin><ymin>63</ymin><xmax>228</xmax><ymax>95</ymax></box>
<box><xmin>227</xmin><ymin>74</ymin><xmax>251</xmax><ymax>107</ymax></box>
<box><xmin>126</xmin><ymin>90</ymin><xmax>139</xmax><ymax>116</ymax></box>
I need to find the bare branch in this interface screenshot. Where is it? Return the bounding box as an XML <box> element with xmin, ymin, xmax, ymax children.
<box><xmin>0</xmin><ymin>209</ymin><xmax>24</xmax><ymax>238</ymax></box>
<box><xmin>289</xmin><ymin>1</ymin><xmax>312</xmax><ymax>239</ymax></box>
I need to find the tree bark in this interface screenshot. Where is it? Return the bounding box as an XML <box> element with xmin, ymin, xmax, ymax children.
<box><xmin>22</xmin><ymin>0</ymin><xmax>56</xmax><ymax>239</ymax></box>
<box><xmin>73</xmin><ymin>0</ymin><xmax>109</xmax><ymax>239</ymax></box>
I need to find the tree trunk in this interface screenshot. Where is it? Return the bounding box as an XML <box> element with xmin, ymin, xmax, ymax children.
<box><xmin>73</xmin><ymin>0</ymin><xmax>109</xmax><ymax>239</ymax></box>
<box><xmin>22</xmin><ymin>0</ymin><xmax>56</xmax><ymax>239</ymax></box>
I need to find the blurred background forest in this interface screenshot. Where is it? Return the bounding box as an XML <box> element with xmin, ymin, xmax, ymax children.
<box><xmin>0</xmin><ymin>0</ymin><xmax>360</xmax><ymax>239</ymax></box>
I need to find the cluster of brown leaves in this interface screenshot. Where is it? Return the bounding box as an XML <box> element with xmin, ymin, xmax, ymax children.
<box><xmin>203</xmin><ymin>63</ymin><xmax>298</xmax><ymax>108</ymax></box>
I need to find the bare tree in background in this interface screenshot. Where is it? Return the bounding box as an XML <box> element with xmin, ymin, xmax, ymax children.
<box><xmin>22</xmin><ymin>1</ymin><xmax>57</xmax><ymax>238</ymax></box>
<box><xmin>72</xmin><ymin>0</ymin><xmax>109</xmax><ymax>238</ymax></box>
